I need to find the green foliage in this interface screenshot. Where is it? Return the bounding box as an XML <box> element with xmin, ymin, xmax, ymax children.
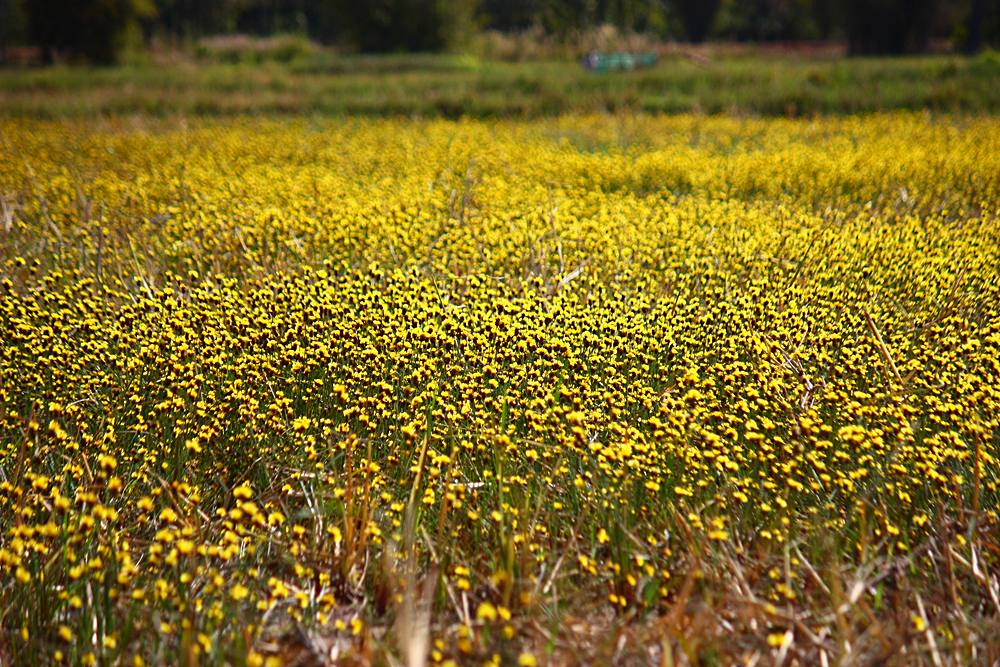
<box><xmin>8</xmin><ymin>0</ymin><xmax>1000</xmax><ymax>59</ymax></box>
<box><xmin>714</xmin><ymin>0</ymin><xmax>836</xmax><ymax>41</ymax></box>
<box><xmin>21</xmin><ymin>0</ymin><xmax>155</xmax><ymax>64</ymax></box>
<box><xmin>1</xmin><ymin>54</ymin><xmax>999</xmax><ymax>117</ymax></box>
<box><xmin>320</xmin><ymin>0</ymin><xmax>478</xmax><ymax>52</ymax></box>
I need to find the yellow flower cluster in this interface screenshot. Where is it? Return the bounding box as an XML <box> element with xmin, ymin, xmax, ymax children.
<box><xmin>0</xmin><ymin>113</ymin><xmax>998</xmax><ymax>664</ymax></box>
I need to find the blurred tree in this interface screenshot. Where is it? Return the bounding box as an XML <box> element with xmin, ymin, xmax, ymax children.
<box><xmin>810</xmin><ymin>0</ymin><xmax>842</xmax><ymax>39</ymax></box>
<box><xmin>1</xmin><ymin>0</ymin><xmax>30</xmax><ymax>58</ymax></box>
<box><xmin>714</xmin><ymin>0</ymin><xmax>825</xmax><ymax>41</ymax></box>
<box><xmin>15</xmin><ymin>0</ymin><xmax>999</xmax><ymax>58</ymax></box>
<box><xmin>153</xmin><ymin>0</ymin><xmax>251</xmax><ymax>39</ymax></box>
<box><xmin>967</xmin><ymin>0</ymin><xmax>985</xmax><ymax>52</ymax></box>
<box><xmin>236</xmin><ymin>0</ymin><xmax>308</xmax><ymax>35</ymax></box>
<box><xmin>599</xmin><ymin>0</ymin><xmax>669</xmax><ymax>32</ymax></box>
<box><xmin>480</xmin><ymin>0</ymin><xmax>674</xmax><ymax>37</ymax></box>
<box><xmin>843</xmin><ymin>0</ymin><xmax>937</xmax><ymax>53</ymax></box>
<box><xmin>303</xmin><ymin>2</ymin><xmax>343</xmax><ymax>43</ymax></box>
<box><xmin>537</xmin><ymin>0</ymin><xmax>591</xmax><ymax>34</ymax></box>
<box><xmin>328</xmin><ymin>0</ymin><xmax>478</xmax><ymax>51</ymax></box>
<box><xmin>673</xmin><ymin>0</ymin><xmax>721</xmax><ymax>41</ymax></box>
<box><xmin>482</xmin><ymin>0</ymin><xmax>540</xmax><ymax>30</ymax></box>
<box><xmin>23</xmin><ymin>0</ymin><xmax>156</xmax><ymax>63</ymax></box>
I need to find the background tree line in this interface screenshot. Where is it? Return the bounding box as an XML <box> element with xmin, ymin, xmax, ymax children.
<box><xmin>1</xmin><ymin>0</ymin><xmax>997</xmax><ymax>64</ymax></box>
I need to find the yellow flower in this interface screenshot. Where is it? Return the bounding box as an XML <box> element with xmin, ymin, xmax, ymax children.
<box><xmin>476</xmin><ymin>602</ymin><xmax>498</xmax><ymax>622</ymax></box>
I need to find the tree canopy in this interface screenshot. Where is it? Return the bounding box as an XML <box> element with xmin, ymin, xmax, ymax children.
<box><xmin>2</xmin><ymin>0</ymin><xmax>997</xmax><ymax>63</ymax></box>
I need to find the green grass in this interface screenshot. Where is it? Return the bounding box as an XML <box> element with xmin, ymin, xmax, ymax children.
<box><xmin>1</xmin><ymin>51</ymin><xmax>999</xmax><ymax>118</ymax></box>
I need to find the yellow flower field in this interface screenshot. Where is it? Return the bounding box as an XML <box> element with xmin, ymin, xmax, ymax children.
<box><xmin>1</xmin><ymin>114</ymin><xmax>998</xmax><ymax>665</ymax></box>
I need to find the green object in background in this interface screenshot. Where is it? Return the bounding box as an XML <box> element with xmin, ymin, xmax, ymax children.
<box><xmin>582</xmin><ymin>52</ymin><xmax>658</xmax><ymax>72</ymax></box>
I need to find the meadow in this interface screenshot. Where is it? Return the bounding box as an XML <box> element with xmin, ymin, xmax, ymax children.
<box><xmin>1</xmin><ymin>52</ymin><xmax>999</xmax><ymax>118</ymax></box>
<box><xmin>0</xmin><ymin>109</ymin><xmax>999</xmax><ymax>666</ymax></box>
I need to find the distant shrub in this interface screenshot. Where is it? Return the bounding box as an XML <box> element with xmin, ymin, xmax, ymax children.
<box><xmin>195</xmin><ymin>34</ymin><xmax>317</xmax><ymax>64</ymax></box>
<box><xmin>474</xmin><ymin>24</ymin><xmax>666</xmax><ymax>61</ymax></box>
<box><xmin>970</xmin><ymin>48</ymin><xmax>1000</xmax><ymax>75</ymax></box>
